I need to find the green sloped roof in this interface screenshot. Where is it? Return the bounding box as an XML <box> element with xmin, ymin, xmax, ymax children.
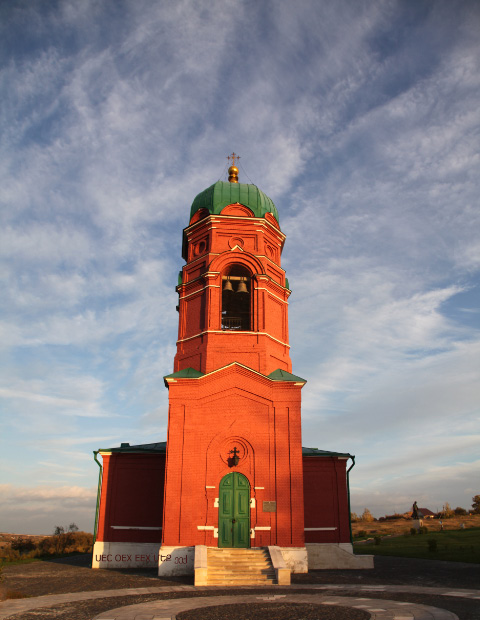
<box><xmin>190</xmin><ymin>181</ymin><xmax>279</xmax><ymax>223</ymax></box>
<box><xmin>164</xmin><ymin>367</ymin><xmax>205</xmax><ymax>381</ymax></box>
<box><xmin>100</xmin><ymin>441</ymin><xmax>167</xmax><ymax>454</ymax></box>
<box><xmin>268</xmin><ymin>368</ymin><xmax>306</xmax><ymax>382</ymax></box>
<box><xmin>302</xmin><ymin>447</ymin><xmax>353</xmax><ymax>458</ymax></box>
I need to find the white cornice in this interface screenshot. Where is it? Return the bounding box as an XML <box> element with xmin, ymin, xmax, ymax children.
<box><xmin>177</xmin><ymin>330</ymin><xmax>290</xmax><ymax>348</ymax></box>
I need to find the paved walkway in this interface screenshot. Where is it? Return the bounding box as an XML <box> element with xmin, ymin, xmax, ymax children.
<box><xmin>94</xmin><ymin>592</ymin><xmax>460</xmax><ymax>620</ymax></box>
<box><xmin>1</xmin><ymin>584</ymin><xmax>479</xmax><ymax>620</ymax></box>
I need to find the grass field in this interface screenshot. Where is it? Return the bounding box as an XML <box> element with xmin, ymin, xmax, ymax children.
<box><xmin>352</xmin><ymin>513</ymin><xmax>480</xmax><ymax>538</ymax></box>
<box><xmin>354</xmin><ymin>526</ymin><xmax>480</xmax><ymax>563</ymax></box>
<box><xmin>0</xmin><ymin>531</ymin><xmax>93</xmax><ymax>566</ymax></box>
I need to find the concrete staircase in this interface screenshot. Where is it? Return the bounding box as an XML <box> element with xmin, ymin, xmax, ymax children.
<box><xmin>205</xmin><ymin>547</ymin><xmax>276</xmax><ymax>585</ymax></box>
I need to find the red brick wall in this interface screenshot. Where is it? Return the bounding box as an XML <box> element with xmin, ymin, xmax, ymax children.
<box><xmin>164</xmin><ymin>204</ymin><xmax>304</xmax><ymax>549</ymax></box>
<box><xmin>96</xmin><ymin>453</ymin><xmax>165</xmax><ymax>543</ymax></box>
<box><xmin>302</xmin><ymin>456</ymin><xmax>351</xmax><ymax>543</ymax></box>
<box><xmin>162</xmin><ymin>364</ymin><xmax>305</xmax><ymax>548</ymax></box>
<box><xmin>95</xmin><ymin>202</ymin><xmax>353</xmax><ymax>554</ymax></box>
<box><xmin>174</xmin><ymin>211</ymin><xmax>292</xmax><ymax>376</ymax></box>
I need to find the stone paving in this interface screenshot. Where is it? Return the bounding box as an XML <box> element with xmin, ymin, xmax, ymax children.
<box><xmin>93</xmin><ymin>592</ymin><xmax>460</xmax><ymax>620</ymax></box>
<box><xmin>1</xmin><ymin>584</ymin><xmax>479</xmax><ymax>620</ymax></box>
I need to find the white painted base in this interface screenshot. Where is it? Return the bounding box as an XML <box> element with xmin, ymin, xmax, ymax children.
<box><xmin>306</xmin><ymin>542</ymin><xmax>374</xmax><ymax>569</ymax></box>
<box><xmin>158</xmin><ymin>545</ymin><xmax>195</xmax><ymax>576</ymax></box>
<box><xmin>93</xmin><ymin>542</ymin><xmax>372</xmax><ymax>572</ymax></box>
<box><xmin>278</xmin><ymin>547</ymin><xmax>308</xmax><ymax>573</ymax></box>
<box><xmin>194</xmin><ymin>545</ymin><xmax>208</xmax><ymax>585</ymax></box>
<box><xmin>92</xmin><ymin>541</ymin><xmax>161</xmax><ymax>569</ymax></box>
<box><xmin>268</xmin><ymin>546</ymin><xmax>291</xmax><ymax>584</ymax></box>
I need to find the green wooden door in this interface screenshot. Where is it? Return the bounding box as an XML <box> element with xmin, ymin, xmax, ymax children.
<box><xmin>218</xmin><ymin>473</ymin><xmax>250</xmax><ymax>548</ymax></box>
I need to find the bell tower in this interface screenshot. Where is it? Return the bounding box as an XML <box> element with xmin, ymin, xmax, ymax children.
<box><xmin>174</xmin><ymin>157</ymin><xmax>292</xmax><ymax>376</ymax></box>
<box><xmin>160</xmin><ymin>158</ymin><xmax>307</xmax><ymax>573</ymax></box>
<box><xmin>91</xmin><ymin>157</ymin><xmax>369</xmax><ymax>577</ymax></box>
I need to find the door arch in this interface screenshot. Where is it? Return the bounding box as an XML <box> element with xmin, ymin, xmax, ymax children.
<box><xmin>218</xmin><ymin>472</ymin><xmax>250</xmax><ymax>548</ymax></box>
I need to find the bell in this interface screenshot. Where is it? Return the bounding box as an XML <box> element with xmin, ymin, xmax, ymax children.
<box><xmin>223</xmin><ymin>278</ymin><xmax>233</xmax><ymax>292</ymax></box>
<box><xmin>236</xmin><ymin>279</ymin><xmax>248</xmax><ymax>294</ymax></box>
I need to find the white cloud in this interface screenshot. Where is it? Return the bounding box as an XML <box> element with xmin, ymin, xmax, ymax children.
<box><xmin>1</xmin><ymin>0</ymin><xmax>479</xmax><ymax>531</ymax></box>
<box><xmin>0</xmin><ymin>484</ymin><xmax>97</xmax><ymax>534</ymax></box>
<box><xmin>0</xmin><ymin>386</ymin><xmax>107</xmax><ymax>417</ymax></box>
<box><xmin>0</xmin><ymin>483</ymin><xmax>96</xmax><ymax>504</ymax></box>
<box><xmin>351</xmin><ymin>459</ymin><xmax>480</xmax><ymax>517</ymax></box>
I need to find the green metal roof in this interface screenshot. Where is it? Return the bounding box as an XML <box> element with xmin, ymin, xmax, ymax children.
<box><xmin>100</xmin><ymin>441</ymin><xmax>167</xmax><ymax>454</ymax></box>
<box><xmin>164</xmin><ymin>367</ymin><xmax>205</xmax><ymax>380</ymax></box>
<box><xmin>302</xmin><ymin>447</ymin><xmax>353</xmax><ymax>458</ymax></box>
<box><xmin>268</xmin><ymin>368</ymin><xmax>306</xmax><ymax>382</ymax></box>
<box><xmin>164</xmin><ymin>367</ymin><xmax>305</xmax><ymax>384</ymax></box>
<box><xmin>190</xmin><ymin>181</ymin><xmax>279</xmax><ymax>223</ymax></box>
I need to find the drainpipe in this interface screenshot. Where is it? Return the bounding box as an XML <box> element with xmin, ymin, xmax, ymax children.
<box><xmin>92</xmin><ymin>451</ymin><xmax>103</xmax><ymax>544</ymax></box>
<box><xmin>346</xmin><ymin>455</ymin><xmax>355</xmax><ymax>544</ymax></box>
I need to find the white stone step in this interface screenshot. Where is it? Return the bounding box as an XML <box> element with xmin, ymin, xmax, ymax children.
<box><xmin>208</xmin><ymin>567</ymin><xmax>273</xmax><ymax>572</ymax></box>
<box><xmin>205</xmin><ymin>547</ymin><xmax>277</xmax><ymax>586</ymax></box>
<box><xmin>207</xmin><ymin>580</ymin><xmax>276</xmax><ymax>585</ymax></box>
<box><xmin>208</xmin><ymin>561</ymin><xmax>271</xmax><ymax>567</ymax></box>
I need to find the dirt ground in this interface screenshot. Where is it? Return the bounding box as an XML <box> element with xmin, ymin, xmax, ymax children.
<box><xmin>1</xmin><ymin>554</ymin><xmax>480</xmax><ymax>620</ymax></box>
<box><xmin>0</xmin><ymin>554</ymin><xmax>187</xmax><ymax>598</ymax></box>
<box><xmin>177</xmin><ymin>602</ymin><xmax>370</xmax><ymax>620</ymax></box>
<box><xmin>2</xmin><ymin>552</ymin><xmax>480</xmax><ymax>598</ymax></box>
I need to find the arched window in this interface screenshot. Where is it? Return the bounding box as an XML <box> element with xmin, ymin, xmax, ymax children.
<box><xmin>221</xmin><ymin>265</ymin><xmax>251</xmax><ymax>331</ymax></box>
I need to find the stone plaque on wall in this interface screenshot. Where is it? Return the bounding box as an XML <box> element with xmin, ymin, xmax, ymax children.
<box><xmin>263</xmin><ymin>501</ymin><xmax>276</xmax><ymax>512</ymax></box>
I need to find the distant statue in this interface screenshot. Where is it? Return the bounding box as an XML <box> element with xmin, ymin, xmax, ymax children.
<box><xmin>412</xmin><ymin>501</ymin><xmax>419</xmax><ymax>519</ymax></box>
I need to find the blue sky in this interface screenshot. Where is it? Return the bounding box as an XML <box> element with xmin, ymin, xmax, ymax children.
<box><xmin>1</xmin><ymin>0</ymin><xmax>479</xmax><ymax>534</ymax></box>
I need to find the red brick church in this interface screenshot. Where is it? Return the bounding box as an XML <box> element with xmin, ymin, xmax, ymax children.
<box><xmin>92</xmin><ymin>159</ymin><xmax>372</xmax><ymax>583</ymax></box>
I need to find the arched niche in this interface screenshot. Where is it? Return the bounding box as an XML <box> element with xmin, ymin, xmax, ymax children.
<box><xmin>221</xmin><ymin>264</ymin><xmax>252</xmax><ymax>331</ymax></box>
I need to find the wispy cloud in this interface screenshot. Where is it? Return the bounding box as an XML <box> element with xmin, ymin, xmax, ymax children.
<box><xmin>0</xmin><ymin>484</ymin><xmax>97</xmax><ymax>534</ymax></box>
<box><xmin>1</xmin><ymin>0</ymin><xmax>479</xmax><ymax>530</ymax></box>
<box><xmin>0</xmin><ymin>484</ymin><xmax>96</xmax><ymax>504</ymax></box>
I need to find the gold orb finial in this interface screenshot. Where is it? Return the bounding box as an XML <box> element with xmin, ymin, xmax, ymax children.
<box><xmin>227</xmin><ymin>152</ymin><xmax>240</xmax><ymax>183</ymax></box>
<box><xmin>228</xmin><ymin>165</ymin><xmax>239</xmax><ymax>183</ymax></box>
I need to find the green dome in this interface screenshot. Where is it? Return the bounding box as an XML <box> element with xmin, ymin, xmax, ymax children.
<box><xmin>190</xmin><ymin>180</ymin><xmax>279</xmax><ymax>223</ymax></box>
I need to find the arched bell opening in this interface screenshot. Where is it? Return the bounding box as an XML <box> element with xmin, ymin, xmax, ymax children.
<box><xmin>221</xmin><ymin>265</ymin><xmax>252</xmax><ymax>331</ymax></box>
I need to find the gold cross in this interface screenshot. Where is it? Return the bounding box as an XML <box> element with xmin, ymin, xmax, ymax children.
<box><xmin>227</xmin><ymin>152</ymin><xmax>240</xmax><ymax>166</ymax></box>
